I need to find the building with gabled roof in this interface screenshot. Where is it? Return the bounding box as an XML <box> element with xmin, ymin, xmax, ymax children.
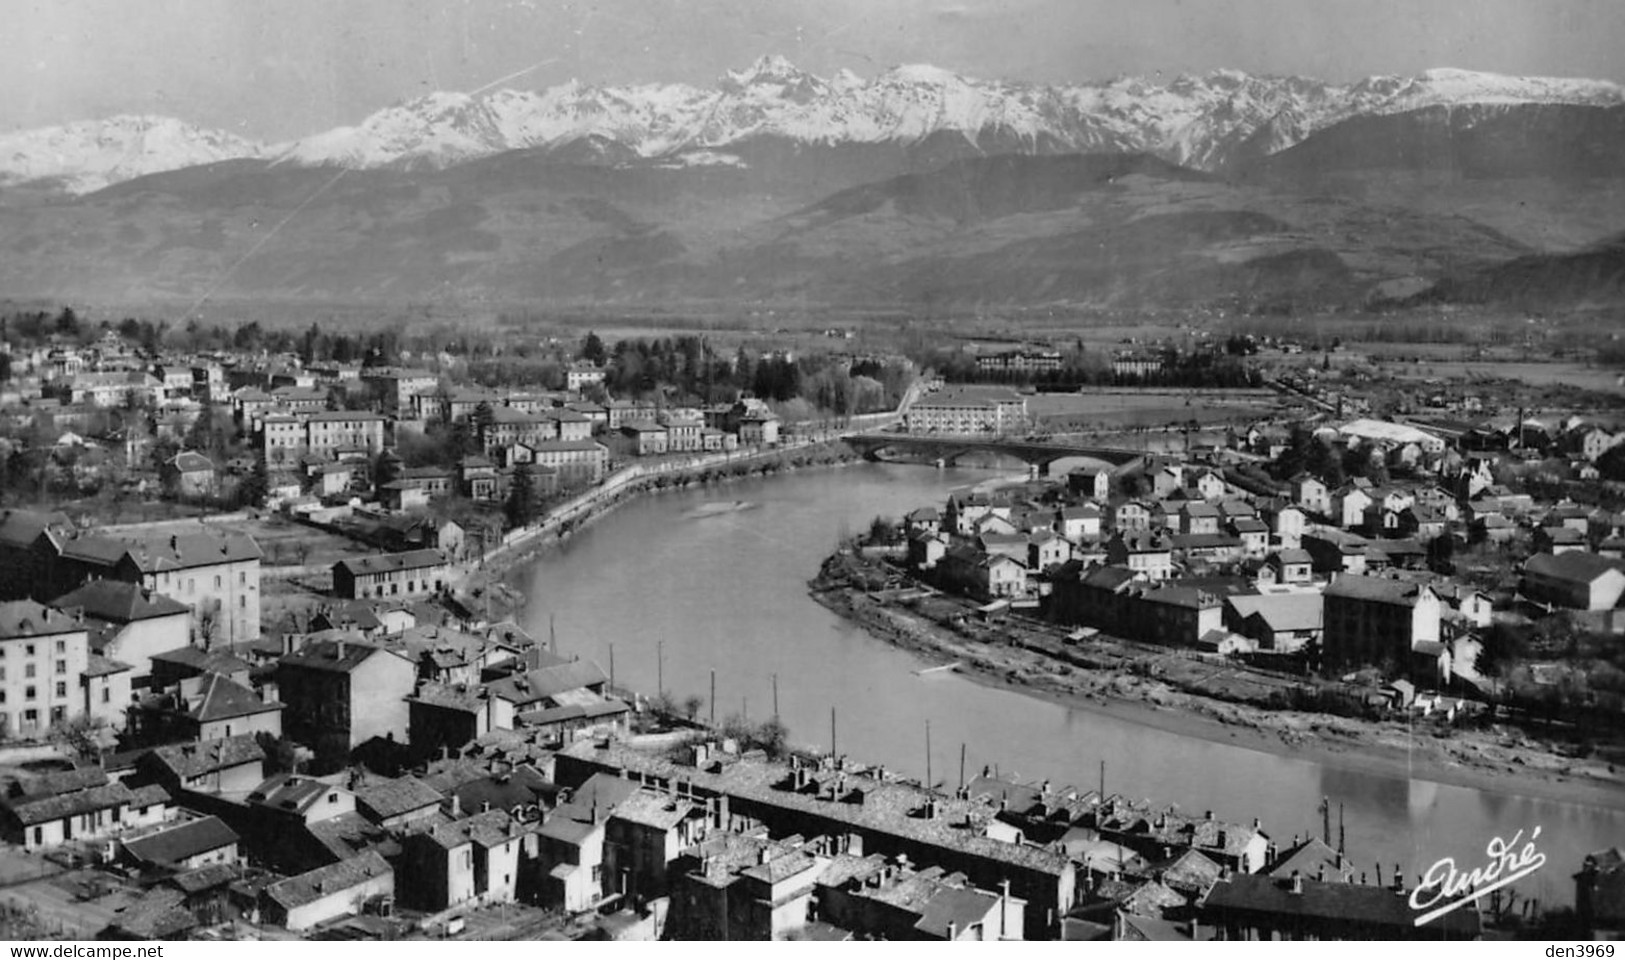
<box><xmin>142</xmin><ymin>734</ymin><xmax>266</xmax><ymax>799</ymax></box>
<box><xmin>121</xmin><ymin>814</ymin><xmax>239</xmax><ymax>870</ymax></box>
<box><xmin>0</xmin><ymin>780</ymin><xmax>137</xmax><ymax>850</ymax></box>
<box><xmin>1199</xmin><ymin>871</ymin><xmax>1479</xmax><ymax>940</ymax></box>
<box><xmin>132</xmin><ymin>671</ymin><xmax>282</xmax><ymax>744</ymax></box>
<box><xmin>331</xmin><ymin>549</ymin><xmax>448</xmax><ymax>602</ymax></box>
<box><xmin>1522</xmin><ymin>552</ymin><xmax>1625</xmax><ymax>611</ymax></box>
<box><xmin>49</xmin><ymin>580</ymin><xmax>189</xmax><ymax>689</ymax></box>
<box><xmin>0</xmin><ymin>599</ymin><xmax>91</xmax><ymax>739</ymax></box>
<box><xmin>1321</xmin><ymin>574</ymin><xmax>1441</xmax><ymax>671</ymax></box>
<box><xmin>261</xmin><ymin>849</ymin><xmax>395</xmax><ymax>932</ymax></box>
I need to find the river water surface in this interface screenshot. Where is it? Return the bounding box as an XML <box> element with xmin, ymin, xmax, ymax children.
<box><xmin>510</xmin><ymin>463</ymin><xmax>1624</xmax><ymax>908</ymax></box>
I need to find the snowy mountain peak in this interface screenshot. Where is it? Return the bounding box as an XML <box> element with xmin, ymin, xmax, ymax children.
<box><xmin>0</xmin><ymin>114</ymin><xmax>263</xmax><ymax>193</ymax></box>
<box><xmin>726</xmin><ymin>54</ymin><xmax>811</xmax><ymax>86</ymax></box>
<box><xmin>6</xmin><ymin>61</ymin><xmax>1625</xmax><ymax>192</ymax></box>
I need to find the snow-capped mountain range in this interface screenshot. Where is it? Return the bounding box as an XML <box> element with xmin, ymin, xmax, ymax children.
<box><xmin>4</xmin><ymin>58</ymin><xmax>1623</xmax><ymax>193</ymax></box>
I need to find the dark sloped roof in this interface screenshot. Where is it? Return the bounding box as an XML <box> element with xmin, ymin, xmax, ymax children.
<box><xmin>0</xmin><ymin>600</ymin><xmax>87</xmax><ymax>640</ymax></box>
<box><xmin>485</xmin><ymin>660</ymin><xmax>609</xmax><ymax>706</ymax></box>
<box><xmin>50</xmin><ymin>581</ymin><xmax>190</xmax><ymax>623</ymax></box>
<box><xmin>5</xmin><ymin>782</ymin><xmax>134</xmax><ymax>826</ymax></box>
<box><xmin>0</xmin><ymin>508</ymin><xmax>71</xmax><ymax>549</ymax></box>
<box><xmin>333</xmin><ymin>549</ymin><xmax>447</xmax><ymax>577</ymax></box>
<box><xmin>1202</xmin><ymin>873</ymin><xmax>1480</xmax><ymax>935</ymax></box>
<box><xmin>1323</xmin><ymin>574</ymin><xmax>1428</xmax><ymax>606</ymax></box>
<box><xmin>187</xmin><ymin>673</ymin><xmax>282</xmax><ymax>722</ymax></box>
<box><xmin>123</xmin><ymin>816</ymin><xmax>239</xmax><ymax>865</ymax></box>
<box><xmin>149</xmin><ymin>735</ymin><xmax>265</xmax><ymax>780</ymax></box>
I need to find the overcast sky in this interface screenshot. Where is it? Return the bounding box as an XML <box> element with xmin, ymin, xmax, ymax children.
<box><xmin>4</xmin><ymin>0</ymin><xmax>1622</xmax><ymax>140</ymax></box>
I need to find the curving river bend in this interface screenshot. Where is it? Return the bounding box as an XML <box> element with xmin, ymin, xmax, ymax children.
<box><xmin>510</xmin><ymin>463</ymin><xmax>1625</xmax><ymax>908</ymax></box>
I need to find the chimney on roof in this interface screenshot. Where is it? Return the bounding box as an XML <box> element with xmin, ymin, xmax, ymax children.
<box><xmin>1290</xmin><ymin>870</ymin><xmax>1303</xmax><ymax>895</ymax></box>
<box><xmin>451</xmin><ymin>794</ymin><xmax>461</xmax><ymax>817</ymax></box>
<box><xmin>1317</xmin><ymin>864</ymin><xmax>1326</xmax><ymax>882</ymax></box>
<box><xmin>1391</xmin><ymin>863</ymin><xmax>1405</xmax><ymax>895</ymax></box>
<box><xmin>170</xmin><ymin>535</ymin><xmax>178</xmax><ymax>551</ymax></box>
<box><xmin>336</xmin><ymin>641</ymin><xmax>346</xmax><ymax>660</ymax></box>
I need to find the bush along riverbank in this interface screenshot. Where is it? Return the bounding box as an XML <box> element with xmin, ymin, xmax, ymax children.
<box><xmin>807</xmin><ymin>548</ymin><xmax>1625</xmax><ymax>810</ymax></box>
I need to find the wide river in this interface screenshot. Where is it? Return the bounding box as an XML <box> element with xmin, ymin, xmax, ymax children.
<box><xmin>511</xmin><ymin>463</ymin><xmax>1624</xmax><ymax>908</ymax></box>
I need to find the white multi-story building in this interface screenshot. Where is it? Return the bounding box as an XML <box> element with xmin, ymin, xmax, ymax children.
<box><xmin>904</xmin><ymin>387</ymin><xmax>1027</xmax><ymax>435</ymax></box>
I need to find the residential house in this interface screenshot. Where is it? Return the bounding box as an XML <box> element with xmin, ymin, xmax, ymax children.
<box><xmin>332</xmin><ymin>549</ymin><xmax>448</xmax><ymax>601</ymax></box>
<box><xmin>1112</xmin><ymin>501</ymin><xmax>1152</xmax><ymax>533</ymax></box>
<box><xmin>1264</xmin><ymin>549</ymin><xmax>1314</xmax><ymax>585</ymax></box>
<box><xmin>1228</xmin><ymin>518</ymin><xmax>1269</xmax><ymax>559</ymax></box>
<box><xmin>142</xmin><ymin>735</ymin><xmax>267</xmax><ymax>799</ymax></box>
<box><xmin>1105</xmin><ymin>532</ymin><xmax>1173</xmax><ymax>581</ymax></box>
<box><xmin>536</xmin><ymin>773</ymin><xmax>640</xmax><ymax>911</ymax></box>
<box><xmin>0</xmin><ymin>600</ymin><xmax>91</xmax><ymax>738</ymax></box>
<box><xmin>121</xmin><ymin>815</ymin><xmax>239</xmax><ymax>871</ymax></box>
<box><xmin>49</xmin><ymin>580</ymin><xmax>190</xmax><ymax>689</ymax></box>
<box><xmin>621</xmin><ymin>421</ymin><xmax>669</xmax><ymax>456</ymax></box>
<box><xmin>1056</xmin><ymin>504</ymin><xmax>1103</xmax><ymax>543</ymax></box>
<box><xmin>1290</xmin><ymin>476</ymin><xmax>1330</xmax><ymax>515</ymax></box>
<box><xmin>667</xmin><ymin>831</ymin><xmax>829</xmax><ymax>940</ymax></box>
<box><xmin>1302</xmin><ymin>531</ymin><xmax>1369</xmax><ymax>576</ymax></box>
<box><xmin>261</xmin><ymin>850</ymin><xmax>394</xmax><ymax>932</ymax></box>
<box><xmin>1331</xmin><ymin>487</ymin><xmax>1373</xmax><ymax>530</ymax></box>
<box><xmin>1068</xmin><ymin>468</ymin><xmax>1110</xmax><ymax>501</ymax></box>
<box><xmin>1535</xmin><ymin>526</ymin><xmax>1588</xmax><ymax>556</ymax></box>
<box><xmin>161</xmin><ymin>452</ymin><xmax>216</xmax><ymax>498</ymax></box>
<box><xmin>1225</xmin><ymin>593</ymin><xmax>1324</xmax><ymax>653</ymax></box>
<box><xmin>132</xmin><ymin>672</ymin><xmax>283</xmax><ymax>744</ymax></box>
<box><xmin>1180</xmin><ymin>503</ymin><xmax>1221</xmax><ymax>536</ymax></box>
<box><xmin>277</xmin><ymin>638</ymin><xmax>417</xmax><ymax>769</ymax></box>
<box><xmin>0</xmin><ymin>776</ymin><xmax>142</xmax><ymax>851</ymax></box>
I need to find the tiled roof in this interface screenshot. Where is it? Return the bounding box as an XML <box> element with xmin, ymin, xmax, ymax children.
<box><xmin>122</xmin><ymin>815</ymin><xmax>239</xmax><ymax>865</ymax></box>
<box><xmin>5</xmin><ymin>782</ymin><xmax>134</xmax><ymax>826</ymax></box>
<box><xmin>149</xmin><ymin>735</ymin><xmax>265</xmax><ymax>781</ymax></box>
<box><xmin>1201</xmin><ymin>873</ymin><xmax>1479</xmax><ymax>936</ymax></box>
<box><xmin>485</xmin><ymin>660</ymin><xmax>609</xmax><ymax>706</ymax></box>
<box><xmin>186</xmin><ymin>673</ymin><xmax>281</xmax><ymax>722</ymax></box>
<box><xmin>354</xmin><ymin>776</ymin><xmax>443</xmax><ymax>822</ymax></box>
<box><xmin>0</xmin><ymin>600</ymin><xmax>87</xmax><ymax>640</ymax></box>
<box><xmin>333</xmin><ymin>549</ymin><xmax>447</xmax><ymax>577</ymax></box>
<box><xmin>49</xmin><ymin>580</ymin><xmax>190</xmax><ymax>623</ymax></box>
<box><xmin>265</xmin><ymin>850</ymin><xmax>391</xmax><ymax>911</ymax></box>
<box><xmin>1323</xmin><ymin>575</ymin><xmax>1429</xmax><ymax>606</ymax></box>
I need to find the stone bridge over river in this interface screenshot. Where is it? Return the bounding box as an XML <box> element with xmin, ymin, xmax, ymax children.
<box><xmin>841</xmin><ymin>432</ymin><xmax>1148</xmax><ymax>474</ymax></box>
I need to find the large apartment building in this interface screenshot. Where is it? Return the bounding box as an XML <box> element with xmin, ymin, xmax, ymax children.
<box><xmin>0</xmin><ymin>600</ymin><xmax>91</xmax><ymax>738</ymax></box>
<box><xmin>904</xmin><ymin>387</ymin><xmax>1028</xmax><ymax>435</ymax></box>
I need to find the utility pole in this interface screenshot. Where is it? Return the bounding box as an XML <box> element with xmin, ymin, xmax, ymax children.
<box><xmin>959</xmin><ymin>743</ymin><xmax>967</xmax><ymax>792</ymax></box>
<box><xmin>1099</xmin><ymin>759</ymin><xmax>1105</xmax><ymax>801</ymax></box>
<box><xmin>830</xmin><ymin>707</ymin><xmax>837</xmax><ymax>758</ymax></box>
<box><xmin>924</xmin><ymin>720</ymin><xmax>932</xmax><ymax>791</ymax></box>
<box><xmin>771</xmin><ymin>673</ymin><xmax>779</xmax><ymax>718</ymax></box>
<box><xmin>1338</xmin><ymin>802</ymin><xmax>1346</xmax><ymax>856</ymax></box>
<box><xmin>608</xmin><ymin>643</ymin><xmax>615</xmax><ymax>693</ymax></box>
<box><xmin>657</xmin><ymin>641</ymin><xmax>664</xmax><ymax>700</ymax></box>
<box><xmin>710</xmin><ymin>669</ymin><xmax>716</xmax><ymax>727</ymax></box>
<box><xmin>1320</xmin><ymin>796</ymin><xmax>1331</xmax><ymax>845</ymax></box>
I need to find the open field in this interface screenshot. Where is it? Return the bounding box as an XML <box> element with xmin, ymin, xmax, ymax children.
<box><xmin>1027</xmin><ymin>390</ymin><xmax>1284</xmax><ymax>428</ymax></box>
<box><xmin>1366</xmin><ymin>359</ymin><xmax>1625</xmax><ymax>393</ymax></box>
